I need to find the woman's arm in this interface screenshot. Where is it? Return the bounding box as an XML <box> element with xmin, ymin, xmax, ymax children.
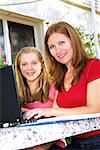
<box><xmin>23</xmin><ymin>78</ymin><xmax>100</xmax><ymax>119</ymax></box>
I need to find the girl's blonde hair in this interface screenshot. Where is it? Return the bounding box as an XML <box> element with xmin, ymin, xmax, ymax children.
<box><xmin>15</xmin><ymin>46</ymin><xmax>50</xmax><ymax>105</ymax></box>
<box><xmin>44</xmin><ymin>21</ymin><xmax>89</xmax><ymax>91</ymax></box>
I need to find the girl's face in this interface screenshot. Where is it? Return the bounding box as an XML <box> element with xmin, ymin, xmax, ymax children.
<box><xmin>48</xmin><ymin>33</ymin><xmax>73</xmax><ymax>68</ymax></box>
<box><xmin>19</xmin><ymin>52</ymin><xmax>42</xmax><ymax>82</ymax></box>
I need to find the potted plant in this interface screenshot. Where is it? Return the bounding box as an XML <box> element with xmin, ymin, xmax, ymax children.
<box><xmin>76</xmin><ymin>26</ymin><xmax>96</xmax><ymax>58</ymax></box>
<box><xmin>0</xmin><ymin>50</ymin><xmax>8</xmax><ymax>68</ymax></box>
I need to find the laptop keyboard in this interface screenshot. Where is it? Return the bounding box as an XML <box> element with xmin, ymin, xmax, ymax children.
<box><xmin>0</xmin><ymin>117</ymin><xmax>37</xmax><ymax>128</ymax></box>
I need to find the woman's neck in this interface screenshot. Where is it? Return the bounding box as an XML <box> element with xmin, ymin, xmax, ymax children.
<box><xmin>64</xmin><ymin>66</ymin><xmax>74</xmax><ymax>91</ymax></box>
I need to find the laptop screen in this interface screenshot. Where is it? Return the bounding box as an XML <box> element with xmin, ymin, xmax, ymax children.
<box><xmin>0</xmin><ymin>65</ymin><xmax>23</xmax><ymax>124</ymax></box>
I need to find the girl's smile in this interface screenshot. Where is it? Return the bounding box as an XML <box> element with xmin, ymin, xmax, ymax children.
<box><xmin>20</xmin><ymin>52</ymin><xmax>42</xmax><ymax>82</ymax></box>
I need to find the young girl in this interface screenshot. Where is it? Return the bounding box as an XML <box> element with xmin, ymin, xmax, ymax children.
<box><xmin>15</xmin><ymin>46</ymin><xmax>55</xmax><ymax>109</ymax></box>
<box><xmin>15</xmin><ymin>46</ymin><xmax>65</xmax><ymax>150</ymax></box>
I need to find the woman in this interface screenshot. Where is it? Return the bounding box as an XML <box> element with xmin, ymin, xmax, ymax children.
<box><xmin>15</xmin><ymin>46</ymin><xmax>65</xmax><ymax>150</ymax></box>
<box><xmin>23</xmin><ymin>22</ymin><xmax>100</xmax><ymax>150</ymax></box>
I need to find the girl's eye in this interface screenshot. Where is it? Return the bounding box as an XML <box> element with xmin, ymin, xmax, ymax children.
<box><xmin>22</xmin><ymin>63</ymin><xmax>27</xmax><ymax>66</ymax></box>
<box><xmin>32</xmin><ymin>61</ymin><xmax>37</xmax><ymax>65</ymax></box>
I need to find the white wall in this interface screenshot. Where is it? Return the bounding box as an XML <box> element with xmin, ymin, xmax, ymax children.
<box><xmin>0</xmin><ymin>0</ymin><xmax>100</xmax><ymax>34</ymax></box>
<box><xmin>0</xmin><ymin>0</ymin><xmax>100</xmax><ymax>58</ymax></box>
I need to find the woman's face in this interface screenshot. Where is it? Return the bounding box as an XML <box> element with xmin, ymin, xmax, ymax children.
<box><xmin>19</xmin><ymin>52</ymin><xmax>42</xmax><ymax>82</ymax></box>
<box><xmin>48</xmin><ymin>33</ymin><xmax>73</xmax><ymax>67</ymax></box>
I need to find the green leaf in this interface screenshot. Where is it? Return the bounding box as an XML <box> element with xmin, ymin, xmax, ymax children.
<box><xmin>65</xmin><ymin>137</ymin><xmax>73</xmax><ymax>145</ymax></box>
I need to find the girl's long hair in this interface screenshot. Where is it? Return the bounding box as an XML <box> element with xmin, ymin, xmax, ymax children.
<box><xmin>15</xmin><ymin>47</ymin><xmax>50</xmax><ymax>105</ymax></box>
<box><xmin>44</xmin><ymin>21</ymin><xmax>89</xmax><ymax>91</ymax></box>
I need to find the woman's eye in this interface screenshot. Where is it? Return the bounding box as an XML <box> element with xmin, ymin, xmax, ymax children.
<box><xmin>59</xmin><ymin>41</ymin><xmax>65</xmax><ymax>45</ymax></box>
<box><xmin>49</xmin><ymin>45</ymin><xmax>55</xmax><ymax>50</ymax></box>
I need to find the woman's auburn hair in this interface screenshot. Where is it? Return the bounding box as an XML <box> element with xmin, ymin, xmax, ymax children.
<box><xmin>15</xmin><ymin>46</ymin><xmax>50</xmax><ymax>105</ymax></box>
<box><xmin>44</xmin><ymin>21</ymin><xmax>89</xmax><ymax>91</ymax></box>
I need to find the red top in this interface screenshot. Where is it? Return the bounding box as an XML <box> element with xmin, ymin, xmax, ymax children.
<box><xmin>56</xmin><ymin>59</ymin><xmax>100</xmax><ymax>138</ymax></box>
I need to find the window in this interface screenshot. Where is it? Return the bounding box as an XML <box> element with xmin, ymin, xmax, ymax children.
<box><xmin>0</xmin><ymin>20</ymin><xmax>5</xmax><ymax>51</ymax></box>
<box><xmin>8</xmin><ymin>21</ymin><xmax>35</xmax><ymax>62</ymax></box>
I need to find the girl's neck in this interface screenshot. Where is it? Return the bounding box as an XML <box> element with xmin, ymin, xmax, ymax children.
<box><xmin>27</xmin><ymin>79</ymin><xmax>39</xmax><ymax>94</ymax></box>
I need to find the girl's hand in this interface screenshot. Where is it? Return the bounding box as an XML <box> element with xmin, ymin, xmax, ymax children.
<box><xmin>21</xmin><ymin>107</ymin><xmax>30</xmax><ymax>113</ymax></box>
<box><xmin>23</xmin><ymin>108</ymin><xmax>55</xmax><ymax>120</ymax></box>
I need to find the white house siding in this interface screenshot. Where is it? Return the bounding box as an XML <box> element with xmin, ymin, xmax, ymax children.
<box><xmin>0</xmin><ymin>0</ymin><xmax>100</xmax><ymax>61</ymax></box>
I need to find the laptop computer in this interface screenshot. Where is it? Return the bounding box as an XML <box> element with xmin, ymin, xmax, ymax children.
<box><xmin>0</xmin><ymin>65</ymin><xmax>52</xmax><ymax>128</ymax></box>
<box><xmin>0</xmin><ymin>65</ymin><xmax>23</xmax><ymax>127</ymax></box>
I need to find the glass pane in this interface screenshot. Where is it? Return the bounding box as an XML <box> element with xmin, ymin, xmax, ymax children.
<box><xmin>0</xmin><ymin>20</ymin><xmax>5</xmax><ymax>52</ymax></box>
<box><xmin>8</xmin><ymin>21</ymin><xmax>35</xmax><ymax>63</ymax></box>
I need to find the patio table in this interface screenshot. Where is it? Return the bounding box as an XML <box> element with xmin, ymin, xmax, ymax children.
<box><xmin>0</xmin><ymin>113</ymin><xmax>100</xmax><ymax>150</ymax></box>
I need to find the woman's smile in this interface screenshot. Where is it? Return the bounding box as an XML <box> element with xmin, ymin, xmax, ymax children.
<box><xmin>57</xmin><ymin>52</ymin><xmax>67</xmax><ymax>59</ymax></box>
<box><xmin>48</xmin><ymin>32</ymin><xmax>73</xmax><ymax>67</ymax></box>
